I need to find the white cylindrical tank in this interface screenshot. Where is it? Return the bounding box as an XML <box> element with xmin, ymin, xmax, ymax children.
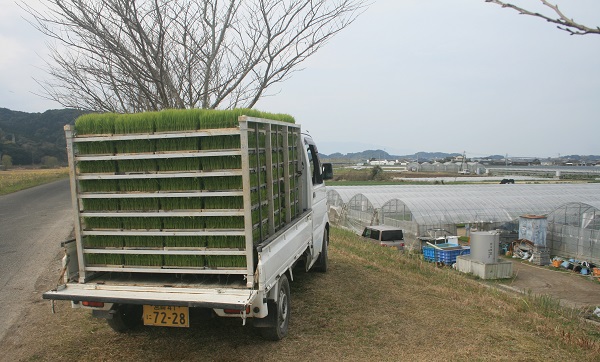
<box><xmin>470</xmin><ymin>231</ymin><xmax>499</xmax><ymax>264</ymax></box>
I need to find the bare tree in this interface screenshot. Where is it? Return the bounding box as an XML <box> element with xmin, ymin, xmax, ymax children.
<box><xmin>22</xmin><ymin>0</ymin><xmax>366</xmax><ymax>112</ymax></box>
<box><xmin>486</xmin><ymin>0</ymin><xmax>600</xmax><ymax>35</ymax></box>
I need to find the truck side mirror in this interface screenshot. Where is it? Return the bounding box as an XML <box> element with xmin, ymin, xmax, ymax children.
<box><xmin>322</xmin><ymin>163</ymin><xmax>333</xmax><ymax>180</ymax></box>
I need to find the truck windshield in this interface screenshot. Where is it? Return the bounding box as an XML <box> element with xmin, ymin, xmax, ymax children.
<box><xmin>381</xmin><ymin>230</ymin><xmax>403</xmax><ymax>241</ymax></box>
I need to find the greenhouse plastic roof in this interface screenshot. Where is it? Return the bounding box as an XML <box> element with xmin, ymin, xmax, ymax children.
<box><xmin>327</xmin><ymin>184</ymin><xmax>600</xmax><ymax>225</ymax></box>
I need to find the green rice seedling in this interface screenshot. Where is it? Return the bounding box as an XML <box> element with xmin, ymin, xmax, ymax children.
<box><xmin>164</xmin><ymin>255</ymin><xmax>205</xmax><ymax>268</ymax></box>
<box><xmin>156</xmin><ymin>109</ymin><xmax>203</xmax><ymax>132</ymax></box>
<box><xmin>157</xmin><ymin>157</ymin><xmax>201</xmax><ymax>172</ymax></box>
<box><xmin>205</xmin><ymin>216</ymin><xmax>244</xmax><ymax>229</ymax></box>
<box><xmin>249</xmin><ymin>171</ymin><xmax>267</xmax><ymax>188</ymax></box>
<box><xmin>76</xmin><ymin>141</ymin><xmax>115</xmax><ymax>155</ymax></box>
<box><xmin>205</xmin><ymin>255</ymin><xmax>246</xmax><ymax>268</ymax></box>
<box><xmin>247</xmin><ymin>130</ymin><xmax>267</xmax><ymax>149</ymax></box>
<box><xmin>248</xmin><ymin>153</ymin><xmax>266</xmax><ymax>171</ymax></box>
<box><xmin>164</xmin><ymin>236</ymin><xmax>205</xmax><ymax>248</ymax></box>
<box><xmin>84</xmin><ymin>236</ymin><xmax>124</xmax><ymax>248</ymax></box>
<box><xmin>119</xmin><ymin>198</ymin><xmax>160</xmax><ymax>211</ymax></box>
<box><xmin>82</xmin><ymin>198</ymin><xmax>119</xmax><ymax>211</ymax></box>
<box><xmin>203</xmin><ymin>196</ymin><xmax>243</xmax><ymax>209</ymax></box>
<box><xmin>79</xmin><ymin>179</ymin><xmax>119</xmax><ymax>192</ymax></box>
<box><xmin>162</xmin><ymin>217</ymin><xmax>205</xmax><ymax>229</ymax></box>
<box><xmin>117</xmin><ymin>159</ymin><xmax>157</xmax><ymax>173</ymax></box>
<box><xmin>158</xmin><ymin>177</ymin><xmax>201</xmax><ymax>191</ymax></box>
<box><xmin>123</xmin><ymin>254</ymin><xmax>163</xmax><ymax>267</ymax></box>
<box><xmin>123</xmin><ymin>236</ymin><xmax>164</xmax><ymax>248</ymax></box>
<box><xmin>114</xmin><ymin>112</ymin><xmax>157</xmax><ymax>134</ymax></box>
<box><xmin>200</xmin><ymin>155</ymin><xmax>241</xmax><ymax>171</ymax></box>
<box><xmin>156</xmin><ymin>138</ymin><xmax>199</xmax><ymax>152</ymax></box>
<box><xmin>250</xmin><ymin>187</ymin><xmax>268</xmax><ymax>206</ymax></box>
<box><xmin>85</xmin><ymin>253</ymin><xmax>124</xmax><ymax>266</ymax></box>
<box><xmin>205</xmin><ymin>236</ymin><xmax>245</xmax><ymax>249</ymax></box>
<box><xmin>203</xmin><ymin>176</ymin><xmax>242</xmax><ymax>191</ymax></box>
<box><xmin>160</xmin><ymin>197</ymin><xmax>203</xmax><ymax>210</ymax></box>
<box><xmin>114</xmin><ymin>139</ymin><xmax>155</xmax><ymax>153</ymax></box>
<box><xmin>75</xmin><ymin>113</ymin><xmax>118</xmax><ymax>135</ymax></box>
<box><xmin>201</xmin><ymin>135</ymin><xmax>241</xmax><ymax>150</ymax></box>
<box><xmin>121</xmin><ymin>217</ymin><xmax>162</xmax><ymax>230</ymax></box>
<box><xmin>78</xmin><ymin>160</ymin><xmax>116</xmax><ymax>173</ymax></box>
<box><xmin>84</xmin><ymin>217</ymin><xmax>122</xmax><ymax>229</ymax></box>
<box><xmin>119</xmin><ymin>178</ymin><xmax>160</xmax><ymax>192</ymax></box>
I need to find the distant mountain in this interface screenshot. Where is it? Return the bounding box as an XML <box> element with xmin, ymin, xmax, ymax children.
<box><xmin>321</xmin><ymin>149</ymin><xmax>461</xmax><ymax>162</ymax></box>
<box><xmin>0</xmin><ymin>108</ymin><xmax>86</xmax><ymax>165</ymax></box>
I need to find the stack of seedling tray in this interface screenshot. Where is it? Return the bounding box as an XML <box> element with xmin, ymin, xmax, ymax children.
<box><xmin>67</xmin><ymin>109</ymin><xmax>300</xmax><ymax>277</ymax></box>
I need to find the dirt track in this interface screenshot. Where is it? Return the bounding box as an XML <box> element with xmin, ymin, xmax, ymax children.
<box><xmin>499</xmin><ymin>258</ymin><xmax>600</xmax><ymax>309</ymax></box>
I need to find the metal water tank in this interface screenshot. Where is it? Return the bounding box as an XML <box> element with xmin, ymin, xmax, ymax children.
<box><xmin>470</xmin><ymin>231</ymin><xmax>499</xmax><ymax>264</ymax></box>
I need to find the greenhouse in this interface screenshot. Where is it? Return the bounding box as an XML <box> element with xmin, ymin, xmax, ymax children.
<box><xmin>327</xmin><ymin>184</ymin><xmax>600</xmax><ymax>250</ymax></box>
<box><xmin>546</xmin><ymin>202</ymin><xmax>600</xmax><ymax>263</ymax></box>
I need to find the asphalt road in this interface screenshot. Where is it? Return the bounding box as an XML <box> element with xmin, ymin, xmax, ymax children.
<box><xmin>0</xmin><ymin>179</ymin><xmax>72</xmax><ymax>342</ymax></box>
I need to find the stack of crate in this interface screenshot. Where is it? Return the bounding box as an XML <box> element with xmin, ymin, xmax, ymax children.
<box><xmin>69</xmin><ymin>109</ymin><xmax>300</xmax><ymax>273</ymax></box>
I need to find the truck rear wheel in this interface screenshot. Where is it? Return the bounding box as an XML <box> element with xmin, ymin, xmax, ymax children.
<box><xmin>313</xmin><ymin>229</ymin><xmax>328</xmax><ymax>273</ymax></box>
<box><xmin>107</xmin><ymin>304</ymin><xmax>142</xmax><ymax>332</ymax></box>
<box><xmin>260</xmin><ymin>275</ymin><xmax>290</xmax><ymax>341</ymax></box>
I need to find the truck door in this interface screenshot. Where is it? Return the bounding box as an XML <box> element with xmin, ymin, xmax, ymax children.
<box><xmin>304</xmin><ymin>137</ymin><xmax>327</xmax><ymax>257</ymax></box>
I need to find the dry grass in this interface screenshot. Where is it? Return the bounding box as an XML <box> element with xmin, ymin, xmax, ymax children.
<box><xmin>0</xmin><ymin>168</ymin><xmax>69</xmax><ymax>196</ymax></box>
<box><xmin>2</xmin><ymin>227</ymin><xmax>599</xmax><ymax>361</ymax></box>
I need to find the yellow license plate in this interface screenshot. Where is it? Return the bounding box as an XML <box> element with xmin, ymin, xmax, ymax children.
<box><xmin>143</xmin><ymin>305</ymin><xmax>189</xmax><ymax>328</ymax></box>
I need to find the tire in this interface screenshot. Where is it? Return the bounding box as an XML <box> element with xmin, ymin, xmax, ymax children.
<box><xmin>107</xmin><ymin>304</ymin><xmax>143</xmax><ymax>332</ymax></box>
<box><xmin>260</xmin><ymin>275</ymin><xmax>291</xmax><ymax>341</ymax></box>
<box><xmin>313</xmin><ymin>228</ymin><xmax>328</xmax><ymax>273</ymax></box>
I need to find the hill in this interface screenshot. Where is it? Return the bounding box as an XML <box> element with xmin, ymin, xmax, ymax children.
<box><xmin>0</xmin><ymin>108</ymin><xmax>86</xmax><ymax>165</ymax></box>
<box><xmin>321</xmin><ymin>149</ymin><xmax>461</xmax><ymax>162</ymax></box>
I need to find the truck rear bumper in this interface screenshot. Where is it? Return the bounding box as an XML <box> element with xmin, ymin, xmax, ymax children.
<box><xmin>43</xmin><ymin>284</ymin><xmax>257</xmax><ymax>310</ymax></box>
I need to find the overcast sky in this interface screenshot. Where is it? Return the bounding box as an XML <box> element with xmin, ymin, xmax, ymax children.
<box><xmin>1</xmin><ymin>0</ymin><xmax>599</xmax><ymax>158</ymax></box>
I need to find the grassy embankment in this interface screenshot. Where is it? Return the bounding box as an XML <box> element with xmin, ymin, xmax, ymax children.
<box><xmin>3</xmin><ymin>227</ymin><xmax>599</xmax><ymax>361</ymax></box>
<box><xmin>0</xmin><ymin>168</ymin><xmax>69</xmax><ymax>196</ymax></box>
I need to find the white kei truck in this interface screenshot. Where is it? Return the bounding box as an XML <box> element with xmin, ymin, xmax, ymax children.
<box><xmin>43</xmin><ymin>113</ymin><xmax>332</xmax><ymax>340</ymax></box>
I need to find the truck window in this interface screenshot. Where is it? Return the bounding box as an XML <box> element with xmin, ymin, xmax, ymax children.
<box><xmin>306</xmin><ymin>144</ymin><xmax>323</xmax><ymax>185</ymax></box>
<box><xmin>381</xmin><ymin>230</ymin><xmax>404</xmax><ymax>241</ymax></box>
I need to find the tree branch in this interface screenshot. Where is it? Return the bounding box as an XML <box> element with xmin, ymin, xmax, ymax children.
<box><xmin>485</xmin><ymin>0</ymin><xmax>600</xmax><ymax>35</ymax></box>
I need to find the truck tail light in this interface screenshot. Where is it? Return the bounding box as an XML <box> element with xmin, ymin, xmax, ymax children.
<box><xmin>224</xmin><ymin>306</ymin><xmax>251</xmax><ymax>315</ymax></box>
<box><xmin>82</xmin><ymin>301</ymin><xmax>105</xmax><ymax>308</ymax></box>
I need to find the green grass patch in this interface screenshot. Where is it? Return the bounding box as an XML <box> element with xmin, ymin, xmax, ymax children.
<box><xmin>160</xmin><ymin>197</ymin><xmax>203</xmax><ymax>210</ymax></box>
<box><xmin>84</xmin><ymin>217</ymin><xmax>122</xmax><ymax>229</ymax></box>
<box><xmin>0</xmin><ymin>168</ymin><xmax>69</xmax><ymax>196</ymax></box>
<box><xmin>121</xmin><ymin>217</ymin><xmax>162</xmax><ymax>229</ymax></box>
<box><xmin>203</xmin><ymin>196</ymin><xmax>243</xmax><ymax>209</ymax></box>
<box><xmin>119</xmin><ymin>198</ymin><xmax>160</xmax><ymax>211</ymax></box>
<box><xmin>77</xmin><ymin>141</ymin><xmax>115</xmax><ymax>155</ymax></box>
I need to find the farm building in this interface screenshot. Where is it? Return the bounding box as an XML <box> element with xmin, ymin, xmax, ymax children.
<box><xmin>327</xmin><ymin>184</ymin><xmax>600</xmax><ymax>262</ymax></box>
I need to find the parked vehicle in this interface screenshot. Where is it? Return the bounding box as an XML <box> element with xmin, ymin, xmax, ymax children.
<box><xmin>43</xmin><ymin>111</ymin><xmax>332</xmax><ymax>340</ymax></box>
<box><xmin>361</xmin><ymin>225</ymin><xmax>405</xmax><ymax>250</ymax></box>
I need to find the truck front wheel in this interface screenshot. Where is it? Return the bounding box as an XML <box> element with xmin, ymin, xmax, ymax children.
<box><xmin>107</xmin><ymin>304</ymin><xmax>142</xmax><ymax>332</ymax></box>
<box><xmin>260</xmin><ymin>275</ymin><xmax>291</xmax><ymax>341</ymax></box>
<box><xmin>313</xmin><ymin>228</ymin><xmax>328</xmax><ymax>273</ymax></box>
